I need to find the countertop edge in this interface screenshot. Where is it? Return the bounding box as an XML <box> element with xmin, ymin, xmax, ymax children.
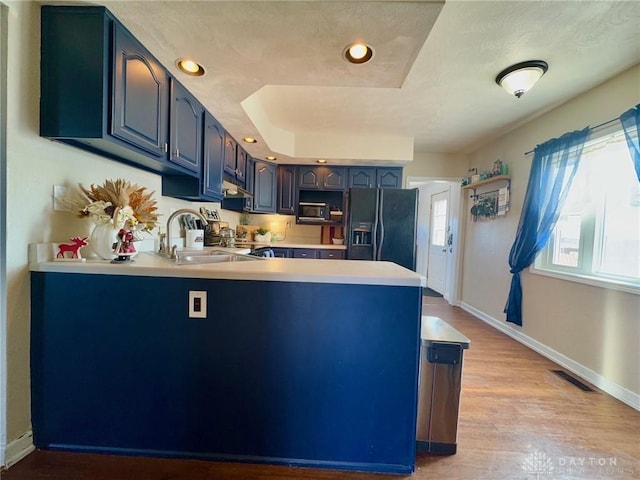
<box><xmin>29</xmin><ymin>246</ymin><xmax>425</xmax><ymax>287</ymax></box>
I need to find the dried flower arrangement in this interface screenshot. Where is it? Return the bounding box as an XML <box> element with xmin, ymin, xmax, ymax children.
<box><xmin>65</xmin><ymin>179</ymin><xmax>158</xmax><ymax>231</ymax></box>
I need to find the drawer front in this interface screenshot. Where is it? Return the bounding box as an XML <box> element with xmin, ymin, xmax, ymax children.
<box><xmin>292</xmin><ymin>248</ymin><xmax>318</xmax><ymax>259</ymax></box>
<box><xmin>271</xmin><ymin>248</ymin><xmax>290</xmax><ymax>258</ymax></box>
<box><xmin>319</xmin><ymin>250</ymin><xmax>345</xmax><ymax>260</ymax></box>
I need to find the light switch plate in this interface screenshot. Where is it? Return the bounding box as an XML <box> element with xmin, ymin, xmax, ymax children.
<box><xmin>188</xmin><ymin>291</ymin><xmax>207</xmax><ymax>318</ymax></box>
<box><xmin>53</xmin><ymin>185</ymin><xmax>70</xmax><ymax>211</ymax></box>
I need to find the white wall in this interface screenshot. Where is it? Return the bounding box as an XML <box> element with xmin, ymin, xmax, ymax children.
<box><xmin>3</xmin><ymin>1</ymin><xmax>238</xmax><ymax>447</ymax></box>
<box><xmin>403</xmin><ymin>151</ymin><xmax>469</xmax><ymax>181</ymax></box>
<box><xmin>461</xmin><ymin>64</ymin><xmax>640</xmax><ymax>403</ymax></box>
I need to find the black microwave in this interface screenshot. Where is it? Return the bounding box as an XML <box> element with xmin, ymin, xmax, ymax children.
<box><xmin>298</xmin><ymin>202</ymin><xmax>330</xmax><ymax>222</ymax></box>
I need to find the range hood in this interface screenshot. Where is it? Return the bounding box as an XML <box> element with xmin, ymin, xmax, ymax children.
<box><xmin>222</xmin><ymin>180</ymin><xmax>252</xmax><ymax>198</ymax></box>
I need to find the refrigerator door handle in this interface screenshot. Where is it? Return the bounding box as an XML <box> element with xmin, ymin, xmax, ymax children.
<box><xmin>372</xmin><ymin>190</ymin><xmax>380</xmax><ymax>260</ymax></box>
<box><xmin>377</xmin><ymin>190</ymin><xmax>385</xmax><ymax>261</ymax></box>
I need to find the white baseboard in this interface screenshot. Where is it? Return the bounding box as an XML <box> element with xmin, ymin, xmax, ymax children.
<box><xmin>459</xmin><ymin>302</ymin><xmax>640</xmax><ymax>411</ymax></box>
<box><xmin>3</xmin><ymin>430</ymin><xmax>34</xmax><ymax>468</ymax></box>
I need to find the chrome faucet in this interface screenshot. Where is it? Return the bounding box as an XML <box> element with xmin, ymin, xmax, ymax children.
<box><xmin>160</xmin><ymin>208</ymin><xmax>209</xmax><ymax>259</ymax></box>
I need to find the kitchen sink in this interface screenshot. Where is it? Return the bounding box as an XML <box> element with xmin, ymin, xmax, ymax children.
<box><xmin>152</xmin><ymin>249</ymin><xmax>264</xmax><ymax>265</ymax></box>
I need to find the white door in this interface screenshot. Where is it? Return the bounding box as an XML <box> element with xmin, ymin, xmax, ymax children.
<box><xmin>427</xmin><ymin>190</ymin><xmax>449</xmax><ymax>293</ymax></box>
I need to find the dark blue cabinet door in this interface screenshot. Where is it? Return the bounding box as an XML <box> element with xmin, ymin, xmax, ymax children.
<box><xmin>348</xmin><ymin>167</ymin><xmax>376</xmax><ymax>188</ymax></box>
<box><xmin>377</xmin><ymin>168</ymin><xmax>402</xmax><ymax>189</ymax></box>
<box><xmin>223</xmin><ymin>133</ymin><xmax>237</xmax><ymax>177</ymax></box>
<box><xmin>277</xmin><ymin>166</ymin><xmax>296</xmax><ymax>215</ymax></box>
<box><xmin>203</xmin><ymin>112</ymin><xmax>224</xmax><ymax>200</ymax></box>
<box><xmin>298</xmin><ymin>166</ymin><xmax>345</xmax><ymax>190</ymax></box>
<box><xmin>298</xmin><ymin>166</ymin><xmax>321</xmax><ymax>189</ymax></box>
<box><xmin>253</xmin><ymin>161</ymin><xmax>277</xmax><ymax>213</ymax></box>
<box><xmin>112</xmin><ymin>23</ymin><xmax>168</xmax><ymax>158</ymax></box>
<box><xmin>236</xmin><ymin>147</ymin><xmax>247</xmax><ymax>186</ymax></box>
<box><xmin>323</xmin><ymin>166</ymin><xmax>346</xmax><ymax>190</ymax></box>
<box><xmin>169</xmin><ymin>80</ymin><xmax>203</xmax><ymax>173</ymax></box>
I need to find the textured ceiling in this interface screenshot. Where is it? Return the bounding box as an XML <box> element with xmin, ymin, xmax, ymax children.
<box><xmin>82</xmin><ymin>0</ymin><xmax>640</xmax><ymax>165</ymax></box>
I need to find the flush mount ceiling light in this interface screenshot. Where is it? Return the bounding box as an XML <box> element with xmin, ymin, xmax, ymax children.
<box><xmin>266</xmin><ymin>156</ymin><xmax>277</xmax><ymax>161</ymax></box>
<box><xmin>316</xmin><ymin>159</ymin><xmax>327</xmax><ymax>164</ymax></box>
<box><xmin>495</xmin><ymin>60</ymin><xmax>548</xmax><ymax>98</ymax></box>
<box><xmin>175</xmin><ymin>58</ymin><xmax>206</xmax><ymax>77</ymax></box>
<box><xmin>343</xmin><ymin>42</ymin><xmax>374</xmax><ymax>64</ymax></box>
<box><xmin>242</xmin><ymin>137</ymin><xmax>258</xmax><ymax>144</ymax></box>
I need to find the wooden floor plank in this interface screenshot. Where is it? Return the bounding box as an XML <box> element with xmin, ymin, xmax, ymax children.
<box><xmin>3</xmin><ymin>298</ymin><xmax>638</xmax><ymax>479</ymax></box>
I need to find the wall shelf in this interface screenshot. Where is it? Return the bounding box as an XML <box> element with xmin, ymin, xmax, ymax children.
<box><xmin>463</xmin><ymin>175</ymin><xmax>511</xmax><ymax>220</ymax></box>
<box><xmin>462</xmin><ymin>175</ymin><xmax>511</xmax><ymax>192</ymax></box>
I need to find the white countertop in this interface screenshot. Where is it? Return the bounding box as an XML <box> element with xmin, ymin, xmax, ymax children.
<box><xmin>420</xmin><ymin>316</ymin><xmax>470</xmax><ymax>348</ymax></box>
<box><xmin>29</xmin><ymin>245</ymin><xmax>425</xmax><ymax>287</ymax></box>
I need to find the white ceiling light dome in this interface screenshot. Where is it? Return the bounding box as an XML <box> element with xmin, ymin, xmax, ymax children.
<box><xmin>496</xmin><ymin>60</ymin><xmax>548</xmax><ymax>98</ymax></box>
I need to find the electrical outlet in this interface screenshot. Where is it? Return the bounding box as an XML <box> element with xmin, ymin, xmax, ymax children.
<box><xmin>188</xmin><ymin>291</ymin><xmax>207</xmax><ymax>318</ymax></box>
<box><xmin>53</xmin><ymin>185</ymin><xmax>70</xmax><ymax>211</ymax></box>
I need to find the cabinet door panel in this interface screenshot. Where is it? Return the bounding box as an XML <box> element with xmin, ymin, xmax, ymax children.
<box><xmin>203</xmin><ymin>113</ymin><xmax>224</xmax><ymax>200</ymax></box>
<box><xmin>170</xmin><ymin>80</ymin><xmax>203</xmax><ymax>173</ymax></box>
<box><xmin>236</xmin><ymin>147</ymin><xmax>247</xmax><ymax>186</ymax></box>
<box><xmin>377</xmin><ymin>168</ymin><xmax>402</xmax><ymax>189</ymax></box>
<box><xmin>253</xmin><ymin>161</ymin><xmax>277</xmax><ymax>213</ymax></box>
<box><xmin>223</xmin><ymin>133</ymin><xmax>237</xmax><ymax>176</ymax></box>
<box><xmin>323</xmin><ymin>167</ymin><xmax>346</xmax><ymax>190</ymax></box>
<box><xmin>349</xmin><ymin>168</ymin><xmax>376</xmax><ymax>188</ymax></box>
<box><xmin>112</xmin><ymin>24</ymin><xmax>168</xmax><ymax>157</ymax></box>
<box><xmin>277</xmin><ymin>166</ymin><xmax>296</xmax><ymax>215</ymax></box>
<box><xmin>298</xmin><ymin>166</ymin><xmax>321</xmax><ymax>189</ymax></box>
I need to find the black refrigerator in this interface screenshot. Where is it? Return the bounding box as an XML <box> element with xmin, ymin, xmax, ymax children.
<box><xmin>347</xmin><ymin>187</ymin><xmax>418</xmax><ymax>270</ymax></box>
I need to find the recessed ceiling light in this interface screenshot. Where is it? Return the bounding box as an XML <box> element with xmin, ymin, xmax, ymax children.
<box><xmin>317</xmin><ymin>159</ymin><xmax>327</xmax><ymax>164</ymax></box>
<box><xmin>243</xmin><ymin>137</ymin><xmax>258</xmax><ymax>144</ymax></box>
<box><xmin>266</xmin><ymin>156</ymin><xmax>277</xmax><ymax>161</ymax></box>
<box><xmin>176</xmin><ymin>58</ymin><xmax>206</xmax><ymax>76</ymax></box>
<box><xmin>343</xmin><ymin>42</ymin><xmax>374</xmax><ymax>64</ymax></box>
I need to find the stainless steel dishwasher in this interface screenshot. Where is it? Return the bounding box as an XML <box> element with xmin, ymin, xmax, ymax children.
<box><xmin>416</xmin><ymin>315</ymin><xmax>471</xmax><ymax>455</ymax></box>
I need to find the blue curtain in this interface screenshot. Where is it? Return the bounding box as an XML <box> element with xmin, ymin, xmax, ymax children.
<box><xmin>620</xmin><ymin>104</ymin><xmax>640</xmax><ymax>182</ymax></box>
<box><xmin>504</xmin><ymin>128</ymin><xmax>590</xmax><ymax>326</ymax></box>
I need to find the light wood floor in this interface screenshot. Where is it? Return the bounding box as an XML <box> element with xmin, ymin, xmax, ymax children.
<box><xmin>3</xmin><ymin>297</ymin><xmax>638</xmax><ymax>480</ymax></box>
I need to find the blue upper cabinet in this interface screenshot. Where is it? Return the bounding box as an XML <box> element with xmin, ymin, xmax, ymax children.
<box><xmin>348</xmin><ymin>167</ymin><xmax>402</xmax><ymax>189</ymax></box>
<box><xmin>252</xmin><ymin>161</ymin><xmax>278</xmax><ymax>213</ymax></box>
<box><xmin>277</xmin><ymin>166</ymin><xmax>296</xmax><ymax>215</ymax></box>
<box><xmin>112</xmin><ymin>22</ymin><xmax>169</xmax><ymax>159</ymax></box>
<box><xmin>40</xmin><ymin>6</ymin><xmax>198</xmax><ymax>176</ymax></box>
<box><xmin>202</xmin><ymin>113</ymin><xmax>225</xmax><ymax>201</ymax></box>
<box><xmin>298</xmin><ymin>166</ymin><xmax>346</xmax><ymax>190</ymax></box>
<box><xmin>168</xmin><ymin>79</ymin><xmax>203</xmax><ymax>174</ymax></box>
<box><xmin>348</xmin><ymin>167</ymin><xmax>376</xmax><ymax>188</ymax></box>
<box><xmin>377</xmin><ymin>168</ymin><xmax>403</xmax><ymax>189</ymax></box>
<box><xmin>223</xmin><ymin>133</ymin><xmax>237</xmax><ymax>178</ymax></box>
<box><xmin>161</xmin><ymin>110</ymin><xmax>224</xmax><ymax>202</ymax></box>
<box><xmin>223</xmin><ymin>133</ymin><xmax>247</xmax><ymax>187</ymax></box>
<box><xmin>236</xmin><ymin>147</ymin><xmax>248</xmax><ymax>186</ymax></box>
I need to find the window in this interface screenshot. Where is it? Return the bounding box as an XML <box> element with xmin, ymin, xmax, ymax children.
<box><xmin>533</xmin><ymin>127</ymin><xmax>640</xmax><ymax>293</ymax></box>
<box><xmin>431</xmin><ymin>198</ymin><xmax>447</xmax><ymax>247</ymax></box>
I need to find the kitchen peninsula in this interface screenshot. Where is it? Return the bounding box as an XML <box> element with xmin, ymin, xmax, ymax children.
<box><xmin>30</xmin><ymin>250</ymin><xmax>424</xmax><ymax>474</ymax></box>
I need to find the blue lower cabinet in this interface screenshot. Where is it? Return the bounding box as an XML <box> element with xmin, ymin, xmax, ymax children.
<box><xmin>31</xmin><ymin>272</ymin><xmax>422</xmax><ymax>474</ymax></box>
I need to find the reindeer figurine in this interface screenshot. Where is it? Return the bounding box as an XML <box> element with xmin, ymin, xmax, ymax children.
<box><xmin>56</xmin><ymin>236</ymin><xmax>88</xmax><ymax>259</ymax></box>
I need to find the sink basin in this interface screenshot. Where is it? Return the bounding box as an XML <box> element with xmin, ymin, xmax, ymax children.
<box><xmin>153</xmin><ymin>249</ymin><xmax>264</xmax><ymax>265</ymax></box>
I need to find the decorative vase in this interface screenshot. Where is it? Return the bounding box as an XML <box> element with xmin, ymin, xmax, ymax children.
<box><xmin>254</xmin><ymin>232</ymin><xmax>271</xmax><ymax>243</ymax></box>
<box><xmin>90</xmin><ymin>223</ymin><xmax>118</xmax><ymax>260</ymax></box>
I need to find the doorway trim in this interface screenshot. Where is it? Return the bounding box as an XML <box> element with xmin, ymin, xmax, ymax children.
<box><xmin>407</xmin><ymin>176</ymin><xmax>463</xmax><ymax>305</ymax></box>
<box><xmin>0</xmin><ymin>1</ymin><xmax>8</xmax><ymax>467</ymax></box>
